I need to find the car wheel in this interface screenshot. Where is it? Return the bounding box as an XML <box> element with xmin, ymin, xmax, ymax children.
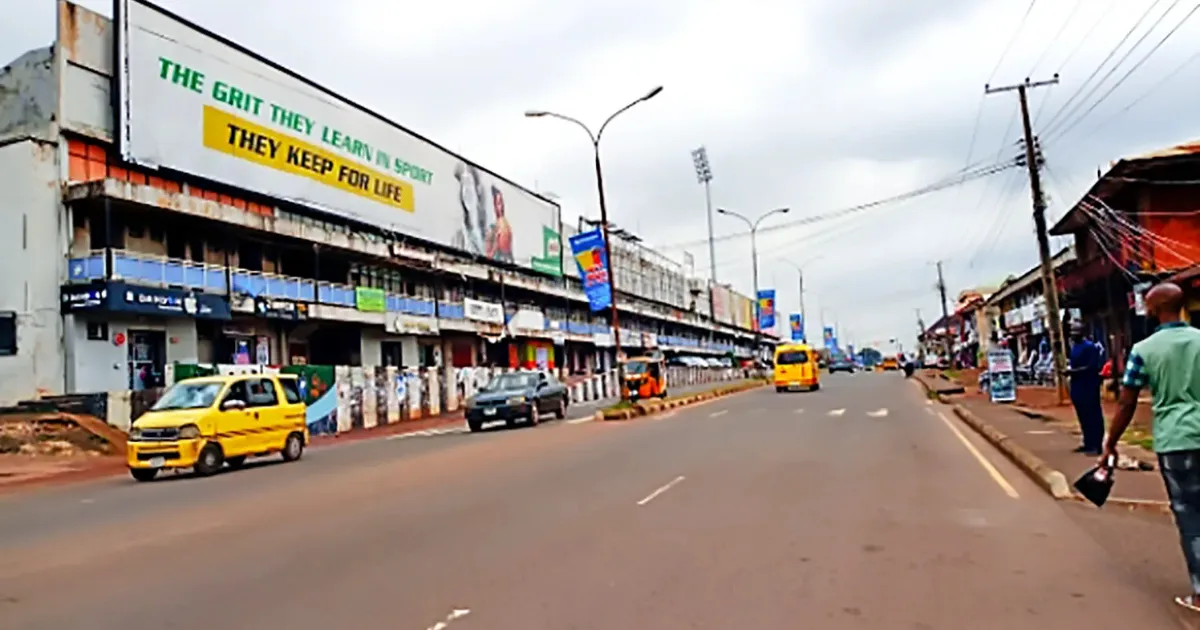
<box><xmin>281</xmin><ymin>432</ymin><xmax>304</xmax><ymax>463</ymax></box>
<box><xmin>555</xmin><ymin>397</ymin><xmax>566</xmax><ymax>420</ymax></box>
<box><xmin>468</xmin><ymin>419</ymin><xmax>483</xmax><ymax>432</ymax></box>
<box><xmin>194</xmin><ymin>443</ymin><xmax>224</xmax><ymax>477</ymax></box>
<box><xmin>225</xmin><ymin>455</ymin><xmax>247</xmax><ymax>469</ymax></box>
<box><xmin>811</xmin><ymin>383</ymin><xmax>821</xmax><ymax>392</ymax></box>
<box><xmin>529</xmin><ymin>404</ymin><xmax>540</xmax><ymax>427</ymax></box>
<box><xmin>776</xmin><ymin>386</ymin><xmax>784</xmax><ymax>393</ymax></box>
<box><xmin>130</xmin><ymin>468</ymin><xmax>158</xmax><ymax>482</ymax></box>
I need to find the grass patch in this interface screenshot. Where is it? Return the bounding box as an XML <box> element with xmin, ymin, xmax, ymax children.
<box><xmin>944</xmin><ymin>369</ymin><xmax>961</xmax><ymax>380</ymax></box>
<box><xmin>1122</xmin><ymin>426</ymin><xmax>1154</xmax><ymax>451</ymax></box>
<box><xmin>603</xmin><ymin>400</ymin><xmax>635</xmax><ymax>412</ymax></box>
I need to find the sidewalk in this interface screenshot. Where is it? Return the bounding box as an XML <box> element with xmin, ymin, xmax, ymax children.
<box><xmin>953</xmin><ymin>394</ymin><xmax>1168</xmax><ymax>505</ymax></box>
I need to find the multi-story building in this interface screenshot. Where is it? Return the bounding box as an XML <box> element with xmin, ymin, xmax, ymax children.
<box><xmin>0</xmin><ymin>0</ymin><xmax>766</xmax><ymax>405</ymax></box>
<box><xmin>988</xmin><ymin>246</ymin><xmax>1076</xmax><ymax>363</ymax></box>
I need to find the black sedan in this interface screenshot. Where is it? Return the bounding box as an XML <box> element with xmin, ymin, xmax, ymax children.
<box><xmin>464</xmin><ymin>371</ymin><xmax>569</xmax><ymax>432</ymax></box>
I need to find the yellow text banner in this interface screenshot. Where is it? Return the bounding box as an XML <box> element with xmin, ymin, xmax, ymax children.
<box><xmin>201</xmin><ymin>105</ymin><xmax>415</xmax><ymax>213</ymax></box>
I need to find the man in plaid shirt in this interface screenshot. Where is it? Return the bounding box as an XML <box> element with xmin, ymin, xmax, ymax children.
<box><xmin>1102</xmin><ymin>282</ymin><xmax>1200</xmax><ymax>613</ymax></box>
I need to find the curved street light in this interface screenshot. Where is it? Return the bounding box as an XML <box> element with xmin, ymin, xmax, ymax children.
<box><xmin>778</xmin><ymin>253</ymin><xmax>824</xmax><ymax>342</ymax></box>
<box><xmin>525</xmin><ymin>86</ymin><xmax>664</xmax><ymax>385</ymax></box>
<box><xmin>717</xmin><ymin>207</ymin><xmax>790</xmax><ymax>354</ymax></box>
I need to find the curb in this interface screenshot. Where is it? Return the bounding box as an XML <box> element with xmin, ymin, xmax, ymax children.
<box><xmin>950</xmin><ymin>404</ymin><xmax>1074</xmax><ymax>500</ymax></box>
<box><xmin>596</xmin><ymin>380</ymin><xmax>767</xmax><ymax>422</ymax></box>
<box><xmin>1009</xmin><ymin>404</ymin><xmax>1161</xmax><ymax>471</ymax></box>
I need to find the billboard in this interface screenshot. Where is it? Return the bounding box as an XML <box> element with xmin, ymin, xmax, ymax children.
<box><xmin>568</xmin><ymin>229</ymin><xmax>612</xmax><ymax>312</ymax></box>
<box><xmin>114</xmin><ymin>0</ymin><xmax>561</xmax><ymax>275</ymax></box>
<box><xmin>756</xmin><ymin>289</ymin><xmax>776</xmax><ymax>330</ymax></box>
<box><xmin>789</xmin><ymin>313</ymin><xmax>804</xmax><ymax>341</ymax></box>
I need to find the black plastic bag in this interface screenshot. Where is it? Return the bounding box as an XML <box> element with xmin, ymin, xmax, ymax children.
<box><xmin>1074</xmin><ymin>455</ymin><xmax>1117</xmax><ymax>507</ymax></box>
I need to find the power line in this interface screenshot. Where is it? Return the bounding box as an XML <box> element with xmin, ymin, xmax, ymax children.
<box><xmin>1040</xmin><ymin>0</ymin><xmax>1168</xmax><ymax>135</ymax></box>
<box><xmin>989</xmin><ymin>0</ymin><xmax>1041</xmax><ymax>84</ymax></box>
<box><xmin>1077</xmin><ymin>46</ymin><xmax>1200</xmax><ymax>135</ymax></box>
<box><xmin>657</xmin><ymin>159</ymin><xmax>1019</xmax><ymax>252</ymax></box>
<box><xmin>1049</xmin><ymin>3</ymin><xmax>1200</xmax><ymax>142</ymax></box>
<box><xmin>1029</xmin><ymin>0</ymin><xmax>1085</xmax><ymax>77</ymax></box>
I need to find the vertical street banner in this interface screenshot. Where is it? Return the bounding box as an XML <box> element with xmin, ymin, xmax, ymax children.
<box><xmin>789</xmin><ymin>313</ymin><xmax>804</xmax><ymax>341</ymax></box>
<box><xmin>822</xmin><ymin>326</ymin><xmax>834</xmax><ymax>348</ymax></box>
<box><xmin>568</xmin><ymin>228</ymin><xmax>612</xmax><ymax>312</ymax></box>
<box><xmin>987</xmin><ymin>348</ymin><xmax>1017</xmax><ymax>403</ymax></box>
<box><xmin>756</xmin><ymin>289</ymin><xmax>776</xmax><ymax>330</ymax></box>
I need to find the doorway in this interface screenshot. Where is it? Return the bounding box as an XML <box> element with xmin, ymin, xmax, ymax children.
<box><xmin>128</xmin><ymin>329</ymin><xmax>166</xmax><ymax>390</ymax></box>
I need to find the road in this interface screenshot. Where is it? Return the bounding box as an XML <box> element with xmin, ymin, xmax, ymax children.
<box><xmin>0</xmin><ymin>372</ymin><xmax>1193</xmax><ymax>629</ymax></box>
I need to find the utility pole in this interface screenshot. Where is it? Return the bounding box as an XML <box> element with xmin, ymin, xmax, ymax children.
<box><xmin>798</xmin><ymin>270</ymin><xmax>806</xmax><ymax>342</ymax></box>
<box><xmin>916</xmin><ymin>308</ymin><xmax>926</xmax><ymax>361</ymax></box>
<box><xmin>986</xmin><ymin>75</ymin><xmax>1067</xmax><ymax>403</ymax></box>
<box><xmin>691</xmin><ymin>147</ymin><xmax>717</xmax><ymax>284</ymax></box>
<box><xmin>935</xmin><ymin>260</ymin><xmax>951</xmax><ymax>361</ymax></box>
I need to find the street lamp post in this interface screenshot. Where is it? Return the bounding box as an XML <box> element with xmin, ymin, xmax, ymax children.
<box><xmin>717</xmin><ymin>207</ymin><xmax>790</xmax><ymax>360</ymax></box>
<box><xmin>780</xmin><ymin>254</ymin><xmax>822</xmax><ymax>343</ymax></box>
<box><xmin>525</xmin><ymin>86</ymin><xmax>663</xmax><ymax>393</ymax></box>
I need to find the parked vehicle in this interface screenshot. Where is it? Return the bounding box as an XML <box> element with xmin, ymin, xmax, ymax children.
<box><xmin>881</xmin><ymin>355</ymin><xmax>901</xmax><ymax>371</ymax></box>
<box><xmin>623</xmin><ymin>355</ymin><xmax>668</xmax><ymax>400</ymax></box>
<box><xmin>774</xmin><ymin>343</ymin><xmax>820</xmax><ymax>392</ymax></box>
<box><xmin>126</xmin><ymin>374</ymin><xmax>308</xmax><ymax>482</ymax></box>
<box><xmin>464</xmin><ymin>371</ymin><xmax>568</xmax><ymax>432</ymax></box>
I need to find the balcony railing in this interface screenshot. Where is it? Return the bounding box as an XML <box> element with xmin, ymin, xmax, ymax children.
<box><xmin>64</xmin><ymin>250</ymin><xmax>745</xmax><ymax>351</ymax></box>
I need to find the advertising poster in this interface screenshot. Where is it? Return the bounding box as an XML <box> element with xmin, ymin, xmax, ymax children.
<box><xmin>822</xmin><ymin>326</ymin><xmax>834</xmax><ymax>348</ymax></box>
<box><xmin>756</xmin><ymin>289</ymin><xmax>776</xmax><ymax>330</ymax></box>
<box><xmin>115</xmin><ymin>0</ymin><xmax>561</xmax><ymax>274</ymax></box>
<box><xmin>987</xmin><ymin>349</ymin><xmax>1017</xmax><ymax>403</ymax></box>
<box><xmin>789</xmin><ymin>313</ymin><xmax>805</xmax><ymax>341</ymax></box>
<box><xmin>568</xmin><ymin>229</ymin><xmax>612</xmax><ymax>312</ymax></box>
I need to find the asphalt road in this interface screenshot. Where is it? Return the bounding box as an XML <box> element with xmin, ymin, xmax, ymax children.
<box><xmin>0</xmin><ymin>372</ymin><xmax>1194</xmax><ymax>629</ymax></box>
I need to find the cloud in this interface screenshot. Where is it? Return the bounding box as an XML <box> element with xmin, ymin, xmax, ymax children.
<box><xmin>4</xmin><ymin>0</ymin><xmax>1198</xmax><ymax>350</ymax></box>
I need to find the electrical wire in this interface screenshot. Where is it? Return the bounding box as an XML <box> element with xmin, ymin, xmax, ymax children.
<box><xmin>1040</xmin><ymin>0</ymin><xmax>1166</xmax><ymax>135</ymax></box>
<box><xmin>657</xmin><ymin>159</ymin><xmax>1020</xmax><ymax>252</ymax></box>
<box><xmin>1049</xmin><ymin>2</ymin><xmax>1200</xmax><ymax>141</ymax></box>
<box><xmin>1029</xmin><ymin>0</ymin><xmax>1085</xmax><ymax>77</ymax></box>
<box><xmin>1076</xmin><ymin>46</ymin><xmax>1200</xmax><ymax>136</ymax></box>
<box><xmin>989</xmin><ymin>0</ymin><xmax>1041</xmax><ymax>85</ymax></box>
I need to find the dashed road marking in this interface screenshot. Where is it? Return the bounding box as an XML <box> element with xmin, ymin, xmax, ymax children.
<box><xmin>867</xmin><ymin>408</ymin><xmax>889</xmax><ymax>418</ymax></box>
<box><xmin>710</xmin><ymin>409</ymin><xmax>729</xmax><ymax>418</ymax></box>
<box><xmin>637</xmin><ymin>475</ymin><xmax>686</xmax><ymax>506</ymax></box>
<box><xmin>425</xmin><ymin>608</ymin><xmax>471</xmax><ymax>630</ymax></box>
<box><xmin>794</xmin><ymin>408</ymin><xmax>805</xmax><ymax>414</ymax></box>
<box><xmin>1026</xmin><ymin>429</ymin><xmax>1054</xmax><ymax>435</ymax></box>
<box><xmin>828</xmin><ymin>408</ymin><xmax>846</xmax><ymax>417</ymax></box>
<box><xmin>566</xmin><ymin>416</ymin><xmax>594</xmax><ymax>424</ymax></box>
<box><xmin>937</xmin><ymin>412</ymin><xmax>1020</xmax><ymax>499</ymax></box>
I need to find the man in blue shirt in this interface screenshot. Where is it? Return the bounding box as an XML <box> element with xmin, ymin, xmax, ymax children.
<box><xmin>1067</xmin><ymin>324</ymin><xmax>1104</xmax><ymax>456</ymax></box>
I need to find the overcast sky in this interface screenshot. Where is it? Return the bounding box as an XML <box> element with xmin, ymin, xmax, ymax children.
<box><xmin>5</xmin><ymin>0</ymin><xmax>1199</xmax><ymax>351</ymax></box>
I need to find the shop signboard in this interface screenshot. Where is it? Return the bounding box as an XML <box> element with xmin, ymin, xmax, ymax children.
<box><xmin>568</xmin><ymin>228</ymin><xmax>612</xmax><ymax>312</ymax></box>
<box><xmin>464</xmin><ymin>298</ymin><xmax>504</xmax><ymax>325</ymax></box>
<box><xmin>61</xmin><ymin>282</ymin><xmax>231</xmax><ymax>319</ymax></box>
<box><xmin>987</xmin><ymin>348</ymin><xmax>1017</xmax><ymax>403</ymax></box>
<box><xmin>254</xmin><ymin>297</ymin><xmax>307</xmax><ymax>320</ymax></box>
<box><xmin>387</xmin><ymin>313</ymin><xmax>439</xmax><ymax>335</ymax></box>
<box><xmin>114</xmin><ymin>0</ymin><xmax>561</xmax><ymax>275</ymax></box>
<box><xmin>354</xmin><ymin>287</ymin><xmax>386</xmax><ymax>313</ymax></box>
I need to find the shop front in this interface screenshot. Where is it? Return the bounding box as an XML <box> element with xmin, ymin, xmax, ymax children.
<box><xmin>383</xmin><ymin>312</ymin><xmax>442</xmax><ymax>368</ymax></box>
<box><xmin>61</xmin><ymin>281</ymin><xmax>232</xmax><ymax>393</ymax></box>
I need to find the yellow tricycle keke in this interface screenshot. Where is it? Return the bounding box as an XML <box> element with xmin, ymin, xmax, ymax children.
<box><xmin>621</xmin><ymin>354</ymin><xmax>668</xmax><ymax>401</ymax></box>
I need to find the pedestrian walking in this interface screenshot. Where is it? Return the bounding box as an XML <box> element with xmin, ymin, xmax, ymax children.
<box><xmin>1067</xmin><ymin>325</ymin><xmax>1105</xmax><ymax>456</ymax></box>
<box><xmin>1101</xmin><ymin>282</ymin><xmax>1200</xmax><ymax>612</ymax></box>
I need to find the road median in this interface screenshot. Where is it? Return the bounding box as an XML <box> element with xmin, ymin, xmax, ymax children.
<box><xmin>595</xmin><ymin>379</ymin><xmax>767</xmax><ymax>421</ymax></box>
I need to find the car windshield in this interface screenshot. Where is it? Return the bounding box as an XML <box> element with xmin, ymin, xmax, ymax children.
<box><xmin>150</xmin><ymin>382</ymin><xmax>223</xmax><ymax>411</ymax></box>
<box><xmin>625</xmin><ymin>361</ymin><xmax>649</xmax><ymax>374</ymax></box>
<box><xmin>485</xmin><ymin>373</ymin><xmax>537</xmax><ymax>391</ymax></box>
<box><xmin>777</xmin><ymin>350</ymin><xmax>809</xmax><ymax>365</ymax></box>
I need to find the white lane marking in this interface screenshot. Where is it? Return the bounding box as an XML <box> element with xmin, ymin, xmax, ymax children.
<box><xmin>794</xmin><ymin>408</ymin><xmax>805</xmax><ymax>415</ymax></box>
<box><xmin>1026</xmin><ymin>430</ymin><xmax>1054</xmax><ymax>435</ymax></box>
<box><xmin>637</xmin><ymin>475</ymin><xmax>686</xmax><ymax>506</ymax></box>
<box><xmin>566</xmin><ymin>416</ymin><xmax>593</xmax><ymax>424</ymax></box>
<box><xmin>386</xmin><ymin>427</ymin><xmax>467</xmax><ymax>440</ymax></box>
<box><xmin>425</xmin><ymin>608</ymin><xmax>471</xmax><ymax>630</ymax></box>
<box><xmin>924</xmin><ymin>407</ymin><xmax>935</xmax><ymax>415</ymax></box>
<box><xmin>710</xmin><ymin>409</ymin><xmax>729</xmax><ymax>418</ymax></box>
<box><xmin>937</xmin><ymin>412</ymin><xmax>1020</xmax><ymax>499</ymax></box>
<box><xmin>80</xmin><ymin>498</ymin><xmax>95</xmax><ymax>504</ymax></box>
<box><xmin>828</xmin><ymin>408</ymin><xmax>846</xmax><ymax>417</ymax></box>
<box><xmin>867</xmin><ymin>408</ymin><xmax>889</xmax><ymax>418</ymax></box>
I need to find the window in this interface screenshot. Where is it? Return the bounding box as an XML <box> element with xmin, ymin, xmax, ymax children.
<box><xmin>246</xmin><ymin>378</ymin><xmax>278</xmax><ymax>407</ymax></box>
<box><xmin>278</xmin><ymin>377</ymin><xmax>303</xmax><ymax>404</ymax></box>
<box><xmin>776</xmin><ymin>350</ymin><xmax>809</xmax><ymax>365</ymax></box>
<box><xmin>222</xmin><ymin>381</ymin><xmax>248</xmax><ymax>406</ymax></box>
<box><xmin>0</xmin><ymin>312</ymin><xmax>15</xmax><ymax>356</ymax></box>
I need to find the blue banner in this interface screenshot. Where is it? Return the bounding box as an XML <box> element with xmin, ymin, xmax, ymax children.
<box><xmin>756</xmin><ymin>289</ymin><xmax>776</xmax><ymax>330</ymax></box>
<box><xmin>568</xmin><ymin>229</ymin><xmax>612</xmax><ymax>312</ymax></box>
<box><xmin>789</xmin><ymin>313</ymin><xmax>804</xmax><ymax>341</ymax></box>
<box><xmin>822</xmin><ymin>326</ymin><xmax>834</xmax><ymax>348</ymax></box>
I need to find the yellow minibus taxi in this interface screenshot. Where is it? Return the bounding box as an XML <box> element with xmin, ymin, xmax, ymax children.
<box><xmin>774</xmin><ymin>343</ymin><xmax>820</xmax><ymax>392</ymax></box>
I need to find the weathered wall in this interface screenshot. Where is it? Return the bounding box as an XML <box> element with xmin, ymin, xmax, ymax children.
<box><xmin>0</xmin><ymin>46</ymin><xmax>56</xmax><ymax>143</ymax></box>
